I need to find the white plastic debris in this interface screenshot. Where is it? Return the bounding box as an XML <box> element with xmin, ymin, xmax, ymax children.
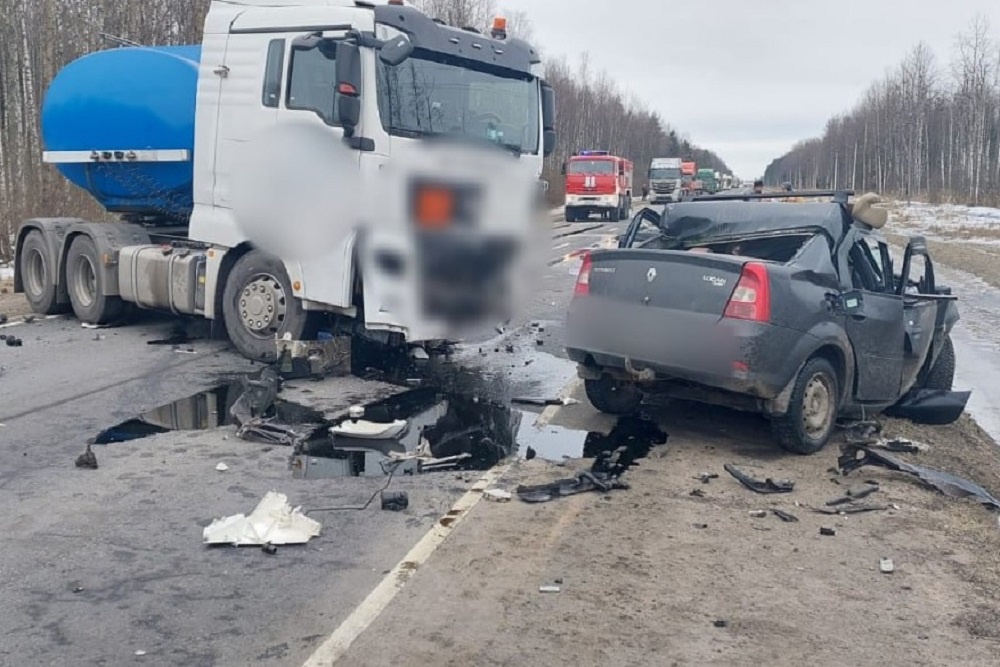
<box><xmin>539</xmin><ymin>585</ymin><xmax>561</xmax><ymax>593</ymax></box>
<box><xmin>215</xmin><ymin>462</ymin><xmax>229</xmax><ymax>472</ymax></box>
<box><xmin>331</xmin><ymin>418</ymin><xmax>407</xmax><ymax>440</ymax></box>
<box><xmin>560</xmin><ymin>397</ymin><xmax>580</xmax><ymax>405</ymax></box>
<box><xmin>880</xmin><ymin>558</ymin><xmax>895</xmax><ymax>574</ymax></box>
<box><xmin>134</xmin><ymin>650</ymin><xmax>147</xmax><ymax>657</ymax></box>
<box><xmin>202</xmin><ymin>491</ymin><xmax>322</xmax><ymax>546</ymax></box>
<box><xmin>484</xmin><ymin>489</ymin><xmax>512</xmax><ymax>503</ymax></box>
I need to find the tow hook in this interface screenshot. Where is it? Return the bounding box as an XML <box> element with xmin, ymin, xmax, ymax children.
<box><xmin>624</xmin><ymin>357</ymin><xmax>655</xmax><ymax>382</ymax></box>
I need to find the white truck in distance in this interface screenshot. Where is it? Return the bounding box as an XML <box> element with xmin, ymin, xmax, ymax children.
<box><xmin>15</xmin><ymin>0</ymin><xmax>556</xmax><ymax>361</ymax></box>
<box><xmin>648</xmin><ymin>157</ymin><xmax>683</xmax><ymax>204</ymax></box>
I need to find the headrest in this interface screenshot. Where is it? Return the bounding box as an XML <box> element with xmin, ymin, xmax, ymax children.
<box><xmin>851</xmin><ymin>192</ymin><xmax>888</xmax><ymax>229</ymax></box>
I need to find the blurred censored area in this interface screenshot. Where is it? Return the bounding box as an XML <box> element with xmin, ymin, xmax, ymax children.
<box><xmin>231</xmin><ymin>121</ymin><xmax>548</xmax><ymax>339</ymax></box>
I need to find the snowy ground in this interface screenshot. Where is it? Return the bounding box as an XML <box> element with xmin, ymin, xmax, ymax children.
<box><xmin>888</xmin><ymin>200</ymin><xmax>1000</xmax><ymax>244</ymax></box>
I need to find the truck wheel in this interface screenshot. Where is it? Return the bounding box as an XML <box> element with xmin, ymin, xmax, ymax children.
<box><xmin>66</xmin><ymin>235</ymin><xmax>127</xmax><ymax>324</ymax></box>
<box><xmin>771</xmin><ymin>357</ymin><xmax>839</xmax><ymax>455</ymax></box>
<box><xmin>609</xmin><ymin>205</ymin><xmax>621</xmax><ymax>222</ymax></box>
<box><xmin>19</xmin><ymin>230</ymin><xmax>65</xmax><ymax>315</ymax></box>
<box><xmin>923</xmin><ymin>335</ymin><xmax>955</xmax><ymax>391</ymax></box>
<box><xmin>564</xmin><ymin>207</ymin><xmax>575</xmax><ymax>222</ymax></box>
<box><xmin>223</xmin><ymin>250</ymin><xmax>316</xmax><ymax>362</ymax></box>
<box><xmin>585</xmin><ymin>375</ymin><xmax>642</xmax><ymax>415</ymax></box>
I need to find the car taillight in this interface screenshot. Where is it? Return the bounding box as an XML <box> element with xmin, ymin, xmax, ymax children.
<box><xmin>723</xmin><ymin>262</ymin><xmax>770</xmax><ymax>322</ymax></box>
<box><xmin>574</xmin><ymin>252</ymin><xmax>593</xmax><ymax>296</ymax></box>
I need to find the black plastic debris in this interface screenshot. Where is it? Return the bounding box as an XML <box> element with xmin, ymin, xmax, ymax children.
<box><xmin>516</xmin><ymin>447</ymin><xmax>631</xmax><ymax>503</ymax></box>
<box><xmin>381</xmin><ymin>491</ymin><xmax>409</xmax><ymax>511</ymax></box>
<box><xmin>871</xmin><ymin>438</ymin><xmax>923</xmax><ymax>454</ymax></box>
<box><xmin>724</xmin><ymin>464</ymin><xmax>794</xmax><ymax>494</ymax></box>
<box><xmin>75</xmin><ymin>444</ymin><xmax>98</xmax><ymax>470</ymax></box>
<box><xmin>810</xmin><ymin>504</ymin><xmax>888</xmax><ymax>515</ymax></box>
<box><xmin>713</xmin><ymin>620</ymin><xmax>727</xmax><ymax>628</ymax></box>
<box><xmin>689</xmin><ymin>489</ymin><xmax>706</xmax><ymax>498</ymax></box>
<box><xmin>771</xmin><ymin>509</ymin><xmax>799</xmax><ymax>522</ymax></box>
<box><xmin>262</xmin><ymin>543</ymin><xmax>278</xmax><ymax>555</ymax></box>
<box><xmin>4</xmin><ymin>335</ymin><xmax>22</xmax><ymax>347</ymax></box>
<box><xmin>842</xmin><ymin>420</ymin><xmax>882</xmax><ymax>445</ymax></box>
<box><xmin>839</xmin><ymin>444</ymin><xmax>1000</xmax><ymax>511</ymax></box>
<box><xmin>696</xmin><ymin>473</ymin><xmax>719</xmax><ymax>484</ymax></box>
<box><xmin>0</xmin><ymin>313</ymin><xmax>8</xmax><ymax>324</ymax></box>
<box><xmin>826</xmin><ymin>483</ymin><xmax>879</xmax><ymax>506</ymax></box>
<box><xmin>820</xmin><ymin>527</ymin><xmax>836</xmax><ymax>536</ymax></box>
<box><xmin>884</xmin><ymin>389</ymin><xmax>971</xmax><ymax>425</ymax></box>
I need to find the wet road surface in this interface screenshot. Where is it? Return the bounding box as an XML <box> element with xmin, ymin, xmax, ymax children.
<box><xmin>0</xmin><ymin>210</ymin><xmax>629</xmax><ymax>666</ymax></box>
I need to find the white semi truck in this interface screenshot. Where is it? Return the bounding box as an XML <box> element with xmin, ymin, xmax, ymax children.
<box><xmin>15</xmin><ymin>0</ymin><xmax>556</xmax><ymax>361</ymax></box>
<box><xmin>647</xmin><ymin>157</ymin><xmax>683</xmax><ymax>204</ymax></box>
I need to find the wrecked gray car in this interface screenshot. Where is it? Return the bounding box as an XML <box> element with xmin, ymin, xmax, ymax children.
<box><xmin>565</xmin><ymin>191</ymin><xmax>966</xmax><ymax>454</ymax></box>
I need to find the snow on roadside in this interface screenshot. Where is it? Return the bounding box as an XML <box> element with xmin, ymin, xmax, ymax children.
<box><xmin>0</xmin><ymin>265</ymin><xmax>13</xmax><ymax>281</ymax></box>
<box><xmin>889</xmin><ymin>200</ymin><xmax>1000</xmax><ymax>245</ymax></box>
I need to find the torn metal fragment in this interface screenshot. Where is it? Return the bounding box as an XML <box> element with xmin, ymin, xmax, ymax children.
<box><xmin>839</xmin><ymin>445</ymin><xmax>1000</xmax><ymax>511</ymax></box>
<box><xmin>884</xmin><ymin>389</ymin><xmax>971</xmax><ymax>426</ymax></box>
<box><xmin>771</xmin><ymin>509</ymin><xmax>799</xmax><ymax>522</ymax></box>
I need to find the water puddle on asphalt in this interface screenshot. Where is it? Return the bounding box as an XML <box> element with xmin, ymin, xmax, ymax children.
<box><xmin>516</xmin><ymin>413</ymin><xmax>668</xmax><ymax>464</ymax></box>
<box><xmin>92</xmin><ymin>381</ymin><xmax>326</xmax><ymax>444</ymax></box>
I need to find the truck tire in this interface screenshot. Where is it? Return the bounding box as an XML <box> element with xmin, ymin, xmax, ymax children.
<box><xmin>923</xmin><ymin>335</ymin><xmax>955</xmax><ymax>391</ymax></box>
<box><xmin>222</xmin><ymin>250</ymin><xmax>316</xmax><ymax>362</ymax></box>
<box><xmin>771</xmin><ymin>357</ymin><xmax>839</xmax><ymax>455</ymax></box>
<box><xmin>19</xmin><ymin>230</ymin><xmax>65</xmax><ymax>315</ymax></box>
<box><xmin>585</xmin><ymin>375</ymin><xmax>642</xmax><ymax>415</ymax></box>
<box><xmin>564</xmin><ymin>207</ymin><xmax>576</xmax><ymax>222</ymax></box>
<box><xmin>609</xmin><ymin>204</ymin><xmax>621</xmax><ymax>222</ymax></box>
<box><xmin>65</xmin><ymin>235</ymin><xmax>127</xmax><ymax>324</ymax></box>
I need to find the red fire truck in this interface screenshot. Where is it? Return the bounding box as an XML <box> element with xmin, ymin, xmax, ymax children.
<box><xmin>562</xmin><ymin>151</ymin><xmax>633</xmax><ymax>222</ymax></box>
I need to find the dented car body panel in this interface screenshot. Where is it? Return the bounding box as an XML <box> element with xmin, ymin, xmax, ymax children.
<box><xmin>565</xmin><ymin>198</ymin><xmax>961</xmax><ymax>420</ymax></box>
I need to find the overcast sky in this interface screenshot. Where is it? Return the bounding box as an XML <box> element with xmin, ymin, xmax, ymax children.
<box><xmin>499</xmin><ymin>0</ymin><xmax>1000</xmax><ymax>178</ymax></box>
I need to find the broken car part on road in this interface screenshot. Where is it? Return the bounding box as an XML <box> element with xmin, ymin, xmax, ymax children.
<box><xmin>203</xmin><ymin>491</ymin><xmax>322</xmax><ymax>546</ymax></box>
<box><xmin>839</xmin><ymin>444</ymin><xmax>1000</xmax><ymax>512</ymax></box>
<box><xmin>516</xmin><ymin>446</ymin><xmax>633</xmax><ymax>503</ymax></box>
<box><xmin>724</xmin><ymin>464</ymin><xmax>795</xmax><ymax>494</ymax></box>
<box><xmin>885</xmin><ymin>389</ymin><xmax>972</xmax><ymax>426</ymax></box>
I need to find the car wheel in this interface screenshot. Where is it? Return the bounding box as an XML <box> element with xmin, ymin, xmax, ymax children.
<box><xmin>18</xmin><ymin>230</ymin><xmax>66</xmax><ymax>315</ymax></box>
<box><xmin>222</xmin><ymin>250</ymin><xmax>316</xmax><ymax>362</ymax></box>
<box><xmin>585</xmin><ymin>375</ymin><xmax>642</xmax><ymax>415</ymax></box>
<box><xmin>66</xmin><ymin>235</ymin><xmax>128</xmax><ymax>324</ymax></box>
<box><xmin>923</xmin><ymin>335</ymin><xmax>955</xmax><ymax>391</ymax></box>
<box><xmin>771</xmin><ymin>357</ymin><xmax>839</xmax><ymax>455</ymax></box>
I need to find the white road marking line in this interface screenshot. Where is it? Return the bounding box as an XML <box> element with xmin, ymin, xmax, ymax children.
<box><xmin>553</xmin><ymin>242</ymin><xmax>570</xmax><ymax>250</ymax></box>
<box><xmin>302</xmin><ymin>461</ymin><xmax>514</xmax><ymax>667</ymax></box>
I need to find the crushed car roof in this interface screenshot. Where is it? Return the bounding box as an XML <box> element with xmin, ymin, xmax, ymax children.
<box><xmin>659</xmin><ymin>201</ymin><xmax>850</xmax><ymax>244</ymax></box>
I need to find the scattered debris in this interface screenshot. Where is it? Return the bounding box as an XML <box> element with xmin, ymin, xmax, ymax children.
<box><xmin>134</xmin><ymin>650</ymin><xmax>147</xmax><ymax>657</ymax></box>
<box><xmin>239</xmin><ymin>420</ymin><xmax>316</xmax><ymax>447</ymax></box>
<box><xmin>380</xmin><ymin>491</ymin><xmax>409</xmax><ymax>511</ymax></box>
<box><xmin>262</xmin><ymin>543</ymin><xmax>278</xmax><ymax>555</ymax></box>
<box><xmin>713</xmin><ymin>619</ymin><xmax>728</xmax><ymax>628</ymax></box>
<box><xmin>826</xmin><ymin>483</ymin><xmax>879</xmax><ymax>506</ymax></box>
<box><xmin>511</xmin><ymin>396</ymin><xmax>580</xmax><ymax>407</ymax></box>
<box><xmin>276</xmin><ymin>335</ymin><xmax>351</xmax><ymax>379</ymax></box>
<box><xmin>884</xmin><ymin>389</ymin><xmax>972</xmax><ymax>425</ymax></box>
<box><xmin>771</xmin><ymin>509</ymin><xmax>799</xmax><ymax>522</ymax></box>
<box><xmin>810</xmin><ymin>504</ymin><xmax>888</xmax><ymax>515</ymax></box>
<box><xmin>484</xmin><ymin>488</ymin><xmax>512</xmax><ymax>502</ymax></box>
<box><xmin>724</xmin><ymin>464</ymin><xmax>794</xmax><ymax>494</ymax></box>
<box><xmin>0</xmin><ymin>313</ymin><xmax>7</xmax><ymax>324</ymax></box>
<box><xmin>75</xmin><ymin>444</ymin><xmax>98</xmax><ymax>470</ymax></box>
<box><xmin>689</xmin><ymin>488</ymin><xmax>706</xmax><ymax>498</ymax></box>
<box><xmin>880</xmin><ymin>558</ymin><xmax>895</xmax><ymax>574</ymax></box>
<box><xmin>23</xmin><ymin>315</ymin><xmax>35</xmax><ymax>323</ymax></box>
<box><xmin>871</xmin><ymin>438</ymin><xmax>927</xmax><ymax>454</ymax></box>
<box><xmin>696</xmin><ymin>472</ymin><xmax>719</xmax><ymax>484</ymax></box>
<box><xmin>693</xmin><ymin>523</ymin><xmax>708</xmax><ymax>529</ymax></box>
<box><xmin>516</xmin><ymin>447</ymin><xmax>631</xmax><ymax>503</ymax></box>
<box><xmin>172</xmin><ymin>346</ymin><xmax>196</xmax><ymax>354</ymax></box>
<box><xmin>819</xmin><ymin>527</ymin><xmax>836</xmax><ymax>536</ymax></box>
<box><xmin>749</xmin><ymin>510</ymin><xmax>768</xmax><ymax>518</ymax></box>
<box><xmin>4</xmin><ymin>335</ymin><xmax>22</xmax><ymax>347</ymax></box>
<box><xmin>73</xmin><ymin>586</ymin><xmax>84</xmax><ymax>593</ymax></box>
<box><xmin>202</xmin><ymin>491</ymin><xmax>322</xmax><ymax>546</ymax></box>
<box><xmin>525</xmin><ymin>446</ymin><xmax>537</xmax><ymax>460</ymax></box>
<box><xmin>839</xmin><ymin>445</ymin><xmax>1000</xmax><ymax>511</ymax></box>
<box><xmin>539</xmin><ymin>585</ymin><xmax>560</xmax><ymax>593</ymax></box>
<box><xmin>843</xmin><ymin>420</ymin><xmax>882</xmax><ymax>445</ymax></box>
<box><xmin>215</xmin><ymin>462</ymin><xmax>229</xmax><ymax>472</ymax></box>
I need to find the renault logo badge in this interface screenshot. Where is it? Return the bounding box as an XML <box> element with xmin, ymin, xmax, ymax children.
<box><xmin>647</xmin><ymin>267</ymin><xmax>657</xmax><ymax>282</ymax></box>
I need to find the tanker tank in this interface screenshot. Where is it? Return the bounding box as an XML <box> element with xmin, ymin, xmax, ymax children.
<box><xmin>40</xmin><ymin>45</ymin><xmax>202</xmax><ymax>220</ymax></box>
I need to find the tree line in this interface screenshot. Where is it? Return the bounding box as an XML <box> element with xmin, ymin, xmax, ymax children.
<box><xmin>0</xmin><ymin>0</ymin><xmax>728</xmax><ymax>263</ymax></box>
<box><xmin>765</xmin><ymin>16</ymin><xmax>1000</xmax><ymax>205</ymax></box>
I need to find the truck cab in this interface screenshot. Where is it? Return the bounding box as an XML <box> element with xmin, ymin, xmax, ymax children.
<box><xmin>17</xmin><ymin>0</ymin><xmax>557</xmax><ymax>361</ymax></box>
<box><xmin>562</xmin><ymin>151</ymin><xmax>633</xmax><ymax>222</ymax></box>
<box><xmin>648</xmin><ymin>157</ymin><xmax>683</xmax><ymax>204</ymax></box>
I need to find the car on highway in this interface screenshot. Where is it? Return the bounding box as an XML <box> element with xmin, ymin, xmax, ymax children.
<box><xmin>565</xmin><ymin>191</ymin><xmax>964</xmax><ymax>454</ymax></box>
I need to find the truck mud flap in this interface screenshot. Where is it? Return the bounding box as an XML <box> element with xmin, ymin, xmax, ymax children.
<box><xmin>884</xmin><ymin>388</ymin><xmax>971</xmax><ymax>425</ymax></box>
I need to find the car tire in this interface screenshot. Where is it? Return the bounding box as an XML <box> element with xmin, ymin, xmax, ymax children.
<box><xmin>222</xmin><ymin>250</ymin><xmax>316</xmax><ymax>362</ymax></box>
<box><xmin>585</xmin><ymin>375</ymin><xmax>642</xmax><ymax>415</ymax></box>
<box><xmin>771</xmin><ymin>357</ymin><xmax>839</xmax><ymax>455</ymax></box>
<box><xmin>923</xmin><ymin>335</ymin><xmax>955</xmax><ymax>391</ymax></box>
<box><xmin>18</xmin><ymin>230</ymin><xmax>65</xmax><ymax>315</ymax></box>
<box><xmin>65</xmin><ymin>235</ymin><xmax>128</xmax><ymax>324</ymax></box>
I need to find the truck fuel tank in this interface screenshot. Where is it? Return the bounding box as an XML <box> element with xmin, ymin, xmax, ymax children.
<box><xmin>118</xmin><ymin>245</ymin><xmax>207</xmax><ymax>315</ymax></box>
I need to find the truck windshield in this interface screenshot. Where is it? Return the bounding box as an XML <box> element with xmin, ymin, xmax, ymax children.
<box><xmin>650</xmin><ymin>168</ymin><xmax>681</xmax><ymax>179</ymax></box>
<box><xmin>567</xmin><ymin>160</ymin><xmax>615</xmax><ymax>174</ymax></box>
<box><xmin>376</xmin><ymin>49</ymin><xmax>540</xmax><ymax>153</ymax></box>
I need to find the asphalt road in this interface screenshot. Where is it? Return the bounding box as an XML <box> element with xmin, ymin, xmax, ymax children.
<box><xmin>0</xmin><ymin>209</ymin><xmax>629</xmax><ymax>666</ymax></box>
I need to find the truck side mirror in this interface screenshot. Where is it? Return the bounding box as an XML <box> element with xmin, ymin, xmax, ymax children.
<box><xmin>379</xmin><ymin>34</ymin><xmax>413</xmax><ymax>66</ymax></box>
<box><xmin>335</xmin><ymin>42</ymin><xmax>362</xmax><ymax>136</ymax></box>
<box><xmin>540</xmin><ymin>82</ymin><xmax>556</xmax><ymax>157</ymax></box>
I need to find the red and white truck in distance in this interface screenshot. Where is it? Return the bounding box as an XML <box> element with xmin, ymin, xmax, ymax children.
<box><xmin>562</xmin><ymin>151</ymin><xmax>633</xmax><ymax>222</ymax></box>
